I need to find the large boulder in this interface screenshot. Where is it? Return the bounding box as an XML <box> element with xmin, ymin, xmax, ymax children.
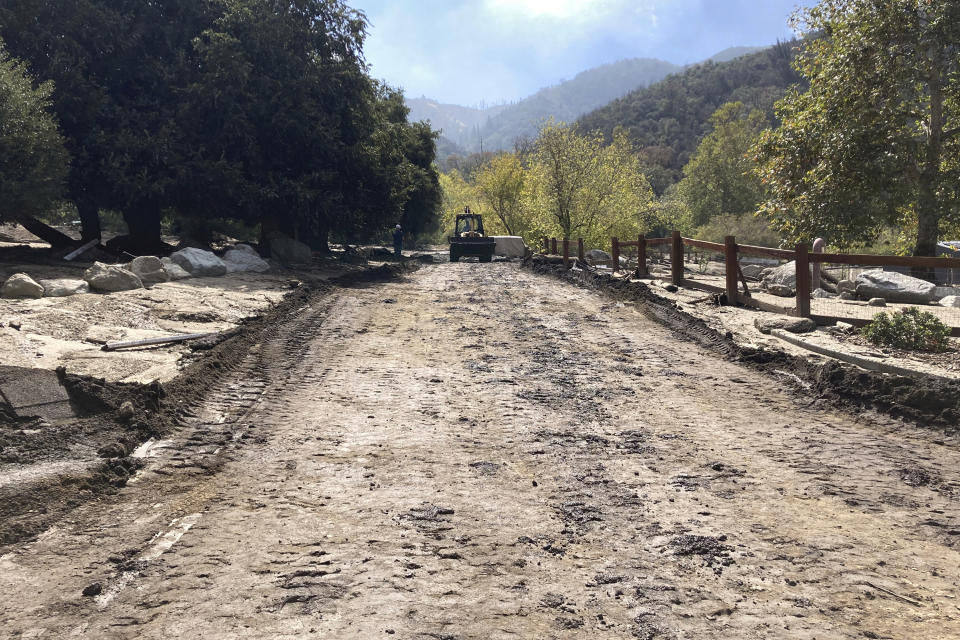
<box><xmin>754</xmin><ymin>315</ymin><xmax>816</xmax><ymax>334</ymax></box>
<box><xmin>741</xmin><ymin>264</ymin><xmax>765</xmax><ymax>279</ymax></box>
<box><xmin>160</xmin><ymin>257</ymin><xmax>191</xmax><ymax>280</ymax></box>
<box><xmin>766</xmin><ymin>284</ymin><xmax>794</xmax><ymax>297</ymax></box>
<box><xmin>168</xmin><ymin>248</ymin><xmax>227</xmax><ymax>277</ymax></box>
<box><xmin>266</xmin><ymin>232</ymin><xmax>312</xmax><ymax>266</ymax></box>
<box><xmin>855</xmin><ymin>269</ymin><xmax>936</xmax><ymax>304</ymax></box>
<box><xmin>83</xmin><ymin>262</ymin><xmax>144</xmax><ymax>292</ymax></box>
<box><xmin>223</xmin><ymin>247</ymin><xmax>270</xmax><ymax>273</ymax></box>
<box><xmin>939</xmin><ymin>295</ymin><xmax>960</xmax><ymax>308</ymax></box>
<box><xmin>39</xmin><ymin>279</ymin><xmax>89</xmax><ymax>297</ymax></box>
<box><xmin>2</xmin><ymin>273</ymin><xmax>44</xmax><ymax>299</ymax></box>
<box><xmin>761</xmin><ymin>261</ymin><xmax>810</xmax><ymax>296</ymax></box>
<box><xmin>128</xmin><ymin>256</ymin><xmax>169</xmax><ymax>285</ymax></box>
<box><xmin>492</xmin><ymin>236</ymin><xmax>528</xmax><ymax>258</ymax></box>
<box><xmin>934</xmin><ymin>286</ymin><xmax>960</xmax><ymax>299</ymax></box>
<box><xmin>837</xmin><ymin>279</ymin><xmax>856</xmax><ymax>294</ymax></box>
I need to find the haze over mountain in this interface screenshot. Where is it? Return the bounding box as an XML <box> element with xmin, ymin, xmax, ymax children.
<box><xmin>411</xmin><ymin>46</ymin><xmax>765</xmax><ymax>156</ymax></box>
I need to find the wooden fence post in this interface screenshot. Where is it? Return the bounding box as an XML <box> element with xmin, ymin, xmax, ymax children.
<box><xmin>542</xmin><ymin>236</ymin><xmax>549</xmax><ymax>254</ymax></box>
<box><xmin>637</xmin><ymin>234</ymin><xmax>647</xmax><ymax>276</ymax></box>
<box><xmin>796</xmin><ymin>242</ymin><xmax>811</xmax><ymax>318</ymax></box>
<box><xmin>611</xmin><ymin>237</ymin><xmax>620</xmax><ymax>273</ymax></box>
<box><xmin>577</xmin><ymin>237</ymin><xmax>585</xmax><ymax>263</ymax></box>
<box><xmin>551</xmin><ymin>237</ymin><xmax>558</xmax><ymax>255</ymax></box>
<box><xmin>724</xmin><ymin>235</ymin><xmax>738</xmax><ymax>304</ymax></box>
<box><xmin>671</xmin><ymin>231</ymin><xmax>683</xmax><ymax>285</ymax></box>
<box><xmin>562</xmin><ymin>238</ymin><xmax>570</xmax><ymax>269</ymax></box>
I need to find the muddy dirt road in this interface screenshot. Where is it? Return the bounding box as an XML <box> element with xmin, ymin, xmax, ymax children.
<box><xmin>2</xmin><ymin>263</ymin><xmax>960</xmax><ymax>639</ymax></box>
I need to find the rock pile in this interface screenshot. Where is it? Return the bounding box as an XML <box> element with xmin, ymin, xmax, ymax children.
<box><xmin>1</xmin><ymin>243</ymin><xmax>274</xmax><ymax>300</ymax></box>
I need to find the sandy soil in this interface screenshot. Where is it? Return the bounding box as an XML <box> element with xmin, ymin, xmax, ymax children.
<box><xmin>635</xmin><ymin>263</ymin><xmax>960</xmax><ymax>379</ymax></box>
<box><xmin>1</xmin><ymin>263</ymin><xmax>959</xmax><ymax>639</ymax></box>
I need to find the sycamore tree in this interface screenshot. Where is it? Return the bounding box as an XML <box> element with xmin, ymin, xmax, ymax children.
<box><xmin>475</xmin><ymin>153</ymin><xmax>526</xmax><ymax>236</ymax></box>
<box><xmin>679</xmin><ymin>102</ymin><xmax>768</xmax><ymax>227</ymax></box>
<box><xmin>754</xmin><ymin>0</ymin><xmax>960</xmax><ymax>254</ymax></box>
<box><xmin>528</xmin><ymin>122</ymin><xmax>655</xmax><ymax>249</ymax></box>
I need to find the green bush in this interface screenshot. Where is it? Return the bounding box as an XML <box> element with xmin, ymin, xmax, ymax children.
<box><xmin>861</xmin><ymin>307</ymin><xmax>951</xmax><ymax>352</ymax></box>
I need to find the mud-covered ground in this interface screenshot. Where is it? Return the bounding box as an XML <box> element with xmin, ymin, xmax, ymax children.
<box><xmin>2</xmin><ymin>262</ymin><xmax>960</xmax><ymax>639</ymax></box>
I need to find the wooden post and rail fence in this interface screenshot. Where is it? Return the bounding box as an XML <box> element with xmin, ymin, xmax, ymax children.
<box><xmin>540</xmin><ymin>232</ymin><xmax>960</xmax><ymax>333</ymax></box>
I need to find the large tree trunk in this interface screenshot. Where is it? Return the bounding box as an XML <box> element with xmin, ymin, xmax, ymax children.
<box><xmin>297</xmin><ymin>218</ymin><xmax>331</xmax><ymax>254</ymax></box>
<box><xmin>77</xmin><ymin>200</ymin><xmax>101</xmax><ymax>242</ymax></box>
<box><xmin>118</xmin><ymin>202</ymin><xmax>164</xmax><ymax>255</ymax></box>
<box><xmin>10</xmin><ymin>213</ymin><xmax>77</xmax><ymax>248</ymax></box>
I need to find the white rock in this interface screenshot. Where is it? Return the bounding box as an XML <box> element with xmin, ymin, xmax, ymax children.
<box><xmin>939</xmin><ymin>295</ymin><xmax>960</xmax><ymax>308</ymax></box>
<box><xmin>2</xmin><ymin>273</ymin><xmax>44</xmax><ymax>298</ymax></box>
<box><xmin>128</xmin><ymin>256</ymin><xmax>169</xmax><ymax>285</ymax></box>
<box><xmin>169</xmin><ymin>248</ymin><xmax>227</xmax><ymax>277</ymax></box>
<box><xmin>837</xmin><ymin>279</ymin><xmax>856</xmax><ymax>293</ymax></box>
<box><xmin>39</xmin><ymin>279</ymin><xmax>89</xmax><ymax>297</ymax></box>
<box><xmin>766</xmin><ymin>284</ymin><xmax>794</xmax><ymax>297</ymax></box>
<box><xmin>812</xmin><ymin>288</ymin><xmax>836</xmax><ymax>299</ymax></box>
<box><xmin>855</xmin><ymin>269</ymin><xmax>936</xmax><ymax>304</ymax></box>
<box><xmin>762</xmin><ymin>261</ymin><xmax>811</xmax><ymax>293</ymax></box>
<box><xmin>160</xmin><ymin>257</ymin><xmax>191</xmax><ymax>280</ymax></box>
<box><xmin>223</xmin><ymin>248</ymin><xmax>270</xmax><ymax>273</ymax></box>
<box><xmin>83</xmin><ymin>262</ymin><xmax>144</xmax><ymax>292</ymax></box>
<box><xmin>868</xmin><ymin>297</ymin><xmax>887</xmax><ymax>307</ymax></box>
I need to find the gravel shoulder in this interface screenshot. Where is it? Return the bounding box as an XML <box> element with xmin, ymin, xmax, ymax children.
<box><xmin>1</xmin><ymin>263</ymin><xmax>959</xmax><ymax>639</ymax></box>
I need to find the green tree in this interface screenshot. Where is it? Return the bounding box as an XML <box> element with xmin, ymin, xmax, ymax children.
<box><xmin>754</xmin><ymin>0</ymin><xmax>960</xmax><ymax>255</ymax></box>
<box><xmin>0</xmin><ymin>0</ymin><xmax>222</xmax><ymax>248</ymax></box>
<box><xmin>678</xmin><ymin>102</ymin><xmax>767</xmax><ymax>227</ymax></box>
<box><xmin>528</xmin><ymin>122</ymin><xmax>654</xmax><ymax>249</ymax></box>
<box><xmin>0</xmin><ymin>40</ymin><xmax>69</xmax><ymax>223</ymax></box>
<box><xmin>476</xmin><ymin>153</ymin><xmax>526</xmax><ymax>236</ymax></box>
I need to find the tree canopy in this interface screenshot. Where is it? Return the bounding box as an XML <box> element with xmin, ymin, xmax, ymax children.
<box><xmin>677</xmin><ymin>102</ymin><xmax>768</xmax><ymax>228</ymax></box>
<box><xmin>0</xmin><ymin>0</ymin><xmax>440</xmax><ymax>252</ymax></box>
<box><xmin>754</xmin><ymin>0</ymin><xmax>960</xmax><ymax>255</ymax></box>
<box><xmin>0</xmin><ymin>39</ymin><xmax>69</xmax><ymax>223</ymax></box>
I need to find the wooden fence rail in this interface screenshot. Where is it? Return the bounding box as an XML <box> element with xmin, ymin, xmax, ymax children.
<box><xmin>541</xmin><ymin>233</ymin><xmax>960</xmax><ymax>332</ymax></box>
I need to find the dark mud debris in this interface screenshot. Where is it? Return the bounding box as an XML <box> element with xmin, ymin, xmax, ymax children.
<box><xmin>668</xmin><ymin>534</ymin><xmax>733</xmax><ymax>574</ymax></box>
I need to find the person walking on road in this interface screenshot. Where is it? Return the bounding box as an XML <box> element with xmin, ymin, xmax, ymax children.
<box><xmin>392</xmin><ymin>224</ymin><xmax>404</xmax><ymax>257</ymax></box>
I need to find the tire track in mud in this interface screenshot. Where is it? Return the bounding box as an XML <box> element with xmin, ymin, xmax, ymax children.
<box><xmin>1</xmin><ymin>263</ymin><xmax>959</xmax><ymax>640</ymax></box>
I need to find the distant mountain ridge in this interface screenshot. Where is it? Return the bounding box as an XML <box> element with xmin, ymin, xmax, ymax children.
<box><xmin>408</xmin><ymin>46</ymin><xmax>765</xmax><ymax>156</ymax></box>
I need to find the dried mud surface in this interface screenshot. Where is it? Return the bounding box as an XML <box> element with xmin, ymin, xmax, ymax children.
<box><xmin>528</xmin><ymin>257</ymin><xmax>960</xmax><ymax>431</ymax></box>
<box><xmin>1</xmin><ymin>262</ymin><xmax>959</xmax><ymax>639</ymax></box>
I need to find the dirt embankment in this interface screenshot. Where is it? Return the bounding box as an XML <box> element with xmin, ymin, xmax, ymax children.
<box><xmin>526</xmin><ymin>256</ymin><xmax>960</xmax><ymax>431</ymax></box>
<box><xmin>0</xmin><ymin>262</ymin><xmax>418</xmax><ymax>547</ymax></box>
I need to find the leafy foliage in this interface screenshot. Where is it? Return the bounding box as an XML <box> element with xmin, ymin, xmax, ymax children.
<box><xmin>678</xmin><ymin>102</ymin><xmax>768</xmax><ymax>227</ymax></box>
<box><xmin>0</xmin><ymin>40</ymin><xmax>69</xmax><ymax>221</ymax></box>
<box><xmin>438</xmin><ymin>122</ymin><xmax>655</xmax><ymax>251</ymax></box>
<box><xmin>861</xmin><ymin>307</ymin><xmax>950</xmax><ymax>352</ymax></box>
<box><xmin>754</xmin><ymin>0</ymin><xmax>960</xmax><ymax>255</ymax></box>
<box><xmin>0</xmin><ymin>0</ymin><xmax>440</xmax><ymax>251</ymax></box>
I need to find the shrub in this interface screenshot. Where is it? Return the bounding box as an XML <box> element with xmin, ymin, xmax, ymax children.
<box><xmin>861</xmin><ymin>307</ymin><xmax>951</xmax><ymax>352</ymax></box>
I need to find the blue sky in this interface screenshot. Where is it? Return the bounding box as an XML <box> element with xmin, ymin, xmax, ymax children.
<box><xmin>357</xmin><ymin>0</ymin><xmax>814</xmax><ymax>106</ymax></box>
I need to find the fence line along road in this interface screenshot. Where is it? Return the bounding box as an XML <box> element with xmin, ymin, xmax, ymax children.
<box><xmin>541</xmin><ymin>233</ymin><xmax>960</xmax><ymax>335</ymax></box>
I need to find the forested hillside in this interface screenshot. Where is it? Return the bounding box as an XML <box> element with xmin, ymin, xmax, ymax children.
<box><xmin>578</xmin><ymin>41</ymin><xmax>804</xmax><ymax>194</ymax></box>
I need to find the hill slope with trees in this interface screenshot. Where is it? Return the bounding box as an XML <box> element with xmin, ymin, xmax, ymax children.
<box><xmin>578</xmin><ymin>41</ymin><xmax>804</xmax><ymax>194</ymax></box>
